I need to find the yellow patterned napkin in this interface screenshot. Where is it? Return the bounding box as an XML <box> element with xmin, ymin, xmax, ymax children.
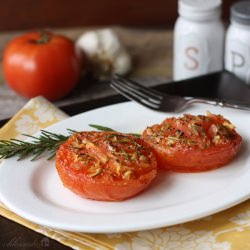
<box><xmin>0</xmin><ymin>96</ymin><xmax>249</xmax><ymax>250</ymax></box>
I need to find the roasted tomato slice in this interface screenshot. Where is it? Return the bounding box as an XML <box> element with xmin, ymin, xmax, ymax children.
<box><xmin>142</xmin><ymin>112</ymin><xmax>242</xmax><ymax>172</ymax></box>
<box><xmin>56</xmin><ymin>131</ymin><xmax>157</xmax><ymax>201</ymax></box>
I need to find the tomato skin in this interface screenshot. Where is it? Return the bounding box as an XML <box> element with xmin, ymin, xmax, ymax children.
<box><xmin>142</xmin><ymin>113</ymin><xmax>242</xmax><ymax>172</ymax></box>
<box><xmin>56</xmin><ymin>131</ymin><xmax>157</xmax><ymax>201</ymax></box>
<box><xmin>3</xmin><ymin>31</ymin><xmax>82</xmax><ymax>100</ymax></box>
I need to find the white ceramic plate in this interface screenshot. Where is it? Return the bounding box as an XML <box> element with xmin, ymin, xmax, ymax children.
<box><xmin>0</xmin><ymin>102</ymin><xmax>250</xmax><ymax>233</ymax></box>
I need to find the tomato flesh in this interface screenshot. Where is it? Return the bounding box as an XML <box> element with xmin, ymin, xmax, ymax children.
<box><xmin>56</xmin><ymin>131</ymin><xmax>157</xmax><ymax>201</ymax></box>
<box><xmin>142</xmin><ymin>113</ymin><xmax>242</xmax><ymax>172</ymax></box>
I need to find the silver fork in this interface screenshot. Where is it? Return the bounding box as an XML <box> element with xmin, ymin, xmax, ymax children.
<box><xmin>110</xmin><ymin>75</ymin><xmax>250</xmax><ymax>112</ymax></box>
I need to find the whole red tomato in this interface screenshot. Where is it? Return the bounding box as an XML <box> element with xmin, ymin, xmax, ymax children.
<box><xmin>3</xmin><ymin>31</ymin><xmax>82</xmax><ymax>100</ymax></box>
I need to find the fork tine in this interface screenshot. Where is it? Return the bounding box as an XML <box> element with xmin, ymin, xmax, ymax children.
<box><xmin>110</xmin><ymin>82</ymin><xmax>160</xmax><ymax>110</ymax></box>
<box><xmin>112</xmin><ymin>79</ymin><xmax>161</xmax><ymax>105</ymax></box>
<box><xmin>114</xmin><ymin>75</ymin><xmax>163</xmax><ymax>100</ymax></box>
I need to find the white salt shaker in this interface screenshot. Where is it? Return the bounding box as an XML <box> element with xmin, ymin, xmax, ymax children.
<box><xmin>173</xmin><ymin>0</ymin><xmax>224</xmax><ymax>81</ymax></box>
<box><xmin>225</xmin><ymin>1</ymin><xmax>250</xmax><ymax>86</ymax></box>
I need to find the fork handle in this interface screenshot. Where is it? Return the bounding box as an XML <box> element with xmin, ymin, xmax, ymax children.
<box><xmin>187</xmin><ymin>97</ymin><xmax>250</xmax><ymax>111</ymax></box>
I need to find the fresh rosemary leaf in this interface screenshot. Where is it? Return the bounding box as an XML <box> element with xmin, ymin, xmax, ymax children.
<box><xmin>88</xmin><ymin>124</ymin><xmax>115</xmax><ymax>131</ymax></box>
<box><xmin>89</xmin><ymin>124</ymin><xmax>141</xmax><ymax>137</ymax></box>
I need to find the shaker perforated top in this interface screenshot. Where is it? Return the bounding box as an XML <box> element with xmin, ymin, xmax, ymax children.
<box><xmin>178</xmin><ymin>0</ymin><xmax>222</xmax><ymax>20</ymax></box>
<box><xmin>231</xmin><ymin>1</ymin><xmax>250</xmax><ymax>25</ymax></box>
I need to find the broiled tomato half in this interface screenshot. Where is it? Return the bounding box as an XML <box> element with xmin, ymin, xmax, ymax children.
<box><xmin>142</xmin><ymin>112</ymin><xmax>242</xmax><ymax>172</ymax></box>
<box><xmin>56</xmin><ymin>131</ymin><xmax>157</xmax><ymax>201</ymax></box>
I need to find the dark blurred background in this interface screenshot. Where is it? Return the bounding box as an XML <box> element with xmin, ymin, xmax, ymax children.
<box><xmin>0</xmin><ymin>0</ymin><xmax>237</xmax><ymax>30</ymax></box>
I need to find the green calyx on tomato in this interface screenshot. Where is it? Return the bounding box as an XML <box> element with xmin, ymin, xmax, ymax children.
<box><xmin>36</xmin><ymin>32</ymin><xmax>51</xmax><ymax>44</ymax></box>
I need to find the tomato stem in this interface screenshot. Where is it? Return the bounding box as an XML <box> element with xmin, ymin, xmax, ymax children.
<box><xmin>37</xmin><ymin>31</ymin><xmax>50</xmax><ymax>44</ymax></box>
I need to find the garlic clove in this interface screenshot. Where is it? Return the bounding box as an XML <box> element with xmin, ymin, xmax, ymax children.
<box><xmin>76</xmin><ymin>29</ymin><xmax>132</xmax><ymax>79</ymax></box>
<box><xmin>113</xmin><ymin>50</ymin><xmax>132</xmax><ymax>75</ymax></box>
<box><xmin>98</xmin><ymin>29</ymin><xmax>122</xmax><ymax>59</ymax></box>
<box><xmin>76</xmin><ymin>31</ymin><xmax>100</xmax><ymax>56</ymax></box>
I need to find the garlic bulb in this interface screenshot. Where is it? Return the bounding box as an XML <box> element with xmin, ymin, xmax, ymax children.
<box><xmin>76</xmin><ymin>29</ymin><xmax>132</xmax><ymax>79</ymax></box>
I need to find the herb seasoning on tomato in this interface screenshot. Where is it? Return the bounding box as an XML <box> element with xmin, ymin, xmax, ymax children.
<box><xmin>142</xmin><ymin>112</ymin><xmax>242</xmax><ymax>172</ymax></box>
<box><xmin>56</xmin><ymin>131</ymin><xmax>157</xmax><ymax>201</ymax></box>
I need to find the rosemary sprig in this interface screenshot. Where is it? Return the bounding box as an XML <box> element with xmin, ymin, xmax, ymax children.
<box><xmin>0</xmin><ymin>124</ymin><xmax>140</xmax><ymax>161</ymax></box>
<box><xmin>0</xmin><ymin>130</ymin><xmax>72</xmax><ymax>161</ymax></box>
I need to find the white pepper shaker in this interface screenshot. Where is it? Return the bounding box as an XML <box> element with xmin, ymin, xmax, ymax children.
<box><xmin>173</xmin><ymin>0</ymin><xmax>224</xmax><ymax>81</ymax></box>
<box><xmin>225</xmin><ymin>1</ymin><xmax>250</xmax><ymax>86</ymax></box>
